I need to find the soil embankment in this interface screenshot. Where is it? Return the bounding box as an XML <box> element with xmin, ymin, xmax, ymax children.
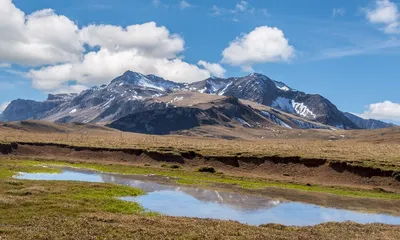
<box><xmin>3</xmin><ymin>142</ymin><xmax>400</xmax><ymax>193</ymax></box>
<box><xmin>0</xmin><ymin>142</ymin><xmax>18</xmax><ymax>154</ymax></box>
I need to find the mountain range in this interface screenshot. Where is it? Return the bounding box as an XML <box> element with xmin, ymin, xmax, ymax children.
<box><xmin>0</xmin><ymin>71</ymin><xmax>395</xmax><ymax>135</ymax></box>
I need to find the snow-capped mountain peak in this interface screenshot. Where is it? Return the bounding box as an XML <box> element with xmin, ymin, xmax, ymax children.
<box><xmin>273</xmin><ymin>81</ymin><xmax>294</xmax><ymax>92</ymax></box>
<box><xmin>109</xmin><ymin>70</ymin><xmax>183</xmax><ymax>91</ymax></box>
<box><xmin>1</xmin><ymin>71</ymin><xmax>393</xmax><ymax>130</ymax></box>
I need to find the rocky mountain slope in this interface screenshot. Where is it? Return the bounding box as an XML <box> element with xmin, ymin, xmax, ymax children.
<box><xmin>108</xmin><ymin>95</ymin><xmax>329</xmax><ymax>134</ymax></box>
<box><xmin>0</xmin><ymin>72</ymin><xmax>174</xmax><ymax>123</ymax></box>
<box><xmin>188</xmin><ymin>73</ymin><xmax>358</xmax><ymax>129</ymax></box>
<box><xmin>0</xmin><ymin>94</ymin><xmax>77</xmax><ymax>122</ymax></box>
<box><xmin>344</xmin><ymin>112</ymin><xmax>396</xmax><ymax>129</ymax></box>
<box><xmin>0</xmin><ymin>71</ymin><xmax>394</xmax><ymax>131</ymax></box>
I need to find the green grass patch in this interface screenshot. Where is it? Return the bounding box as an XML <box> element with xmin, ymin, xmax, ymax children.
<box><xmin>67</xmin><ymin>184</ymin><xmax>147</xmax><ymax>214</ymax></box>
<box><xmin>0</xmin><ymin>159</ymin><xmax>62</xmax><ymax>180</ymax></box>
<box><xmin>0</xmin><ymin>158</ymin><xmax>155</xmax><ymax>221</ymax></box>
<box><xmin>10</xmin><ymin>158</ymin><xmax>400</xmax><ymax>200</ymax></box>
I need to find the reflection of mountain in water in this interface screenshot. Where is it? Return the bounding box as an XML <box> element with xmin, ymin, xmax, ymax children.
<box><xmin>99</xmin><ymin>173</ymin><xmax>280</xmax><ymax>211</ymax></box>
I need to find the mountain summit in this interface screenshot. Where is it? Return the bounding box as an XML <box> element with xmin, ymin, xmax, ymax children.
<box><xmin>0</xmin><ymin>71</ymin><xmax>394</xmax><ymax>131</ymax></box>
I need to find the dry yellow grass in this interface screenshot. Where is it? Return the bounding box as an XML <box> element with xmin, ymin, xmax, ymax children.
<box><xmin>1</xmin><ymin>121</ymin><xmax>400</xmax><ymax>170</ymax></box>
<box><xmin>1</xmin><ymin>158</ymin><xmax>400</xmax><ymax>240</ymax></box>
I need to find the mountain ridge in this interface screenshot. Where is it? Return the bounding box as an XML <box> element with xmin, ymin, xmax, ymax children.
<box><xmin>344</xmin><ymin>112</ymin><xmax>396</xmax><ymax>129</ymax></box>
<box><xmin>0</xmin><ymin>71</ymin><xmax>394</xmax><ymax>131</ymax></box>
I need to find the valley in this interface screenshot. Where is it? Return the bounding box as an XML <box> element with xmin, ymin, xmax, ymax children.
<box><xmin>1</xmin><ymin>72</ymin><xmax>399</xmax><ymax>239</ymax></box>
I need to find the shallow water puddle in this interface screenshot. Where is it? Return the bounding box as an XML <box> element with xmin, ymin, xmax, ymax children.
<box><xmin>15</xmin><ymin>168</ymin><xmax>400</xmax><ymax>226</ymax></box>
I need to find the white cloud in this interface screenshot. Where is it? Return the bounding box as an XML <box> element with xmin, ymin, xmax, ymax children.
<box><xmin>28</xmin><ymin>64</ymin><xmax>73</xmax><ymax>90</ymax></box>
<box><xmin>79</xmin><ymin>22</ymin><xmax>184</xmax><ymax>58</ymax></box>
<box><xmin>0</xmin><ymin>101</ymin><xmax>10</xmax><ymax>112</ymax></box>
<box><xmin>179</xmin><ymin>1</ymin><xmax>191</xmax><ymax>10</ymax></box>
<box><xmin>0</xmin><ymin>0</ymin><xmax>217</xmax><ymax>92</ymax></box>
<box><xmin>210</xmin><ymin>1</ymin><xmax>256</xmax><ymax>18</ymax></box>
<box><xmin>235</xmin><ymin>1</ymin><xmax>249</xmax><ymax>12</ymax></box>
<box><xmin>0</xmin><ymin>0</ymin><xmax>83</xmax><ymax>66</ymax></box>
<box><xmin>28</xmin><ymin>48</ymin><xmax>211</xmax><ymax>91</ymax></box>
<box><xmin>332</xmin><ymin>8</ymin><xmax>345</xmax><ymax>17</ymax></box>
<box><xmin>365</xmin><ymin>0</ymin><xmax>400</xmax><ymax>34</ymax></box>
<box><xmin>51</xmin><ymin>84</ymin><xmax>88</xmax><ymax>94</ymax></box>
<box><xmin>358</xmin><ymin>101</ymin><xmax>400</xmax><ymax>121</ymax></box>
<box><xmin>197</xmin><ymin>61</ymin><xmax>226</xmax><ymax>78</ymax></box>
<box><xmin>0</xmin><ymin>63</ymin><xmax>11</xmax><ymax>68</ymax></box>
<box><xmin>210</xmin><ymin>5</ymin><xmax>221</xmax><ymax>16</ymax></box>
<box><xmin>222</xmin><ymin>26</ymin><xmax>295</xmax><ymax>71</ymax></box>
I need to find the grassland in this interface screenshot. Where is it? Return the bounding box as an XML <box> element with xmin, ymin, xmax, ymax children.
<box><xmin>1</xmin><ymin>122</ymin><xmax>400</xmax><ymax>172</ymax></box>
<box><xmin>0</xmin><ymin>157</ymin><xmax>400</xmax><ymax>239</ymax></box>
<box><xmin>1</xmin><ymin>121</ymin><xmax>400</xmax><ymax>239</ymax></box>
<box><xmin>7</xmin><ymin>158</ymin><xmax>397</xmax><ymax>200</ymax></box>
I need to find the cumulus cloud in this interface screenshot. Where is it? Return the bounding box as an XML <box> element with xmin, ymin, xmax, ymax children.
<box><xmin>0</xmin><ymin>0</ymin><xmax>217</xmax><ymax>93</ymax></box>
<box><xmin>358</xmin><ymin>101</ymin><xmax>400</xmax><ymax>121</ymax></box>
<box><xmin>197</xmin><ymin>61</ymin><xmax>226</xmax><ymax>78</ymax></box>
<box><xmin>51</xmin><ymin>84</ymin><xmax>88</xmax><ymax>94</ymax></box>
<box><xmin>365</xmin><ymin>0</ymin><xmax>400</xmax><ymax>34</ymax></box>
<box><xmin>0</xmin><ymin>101</ymin><xmax>10</xmax><ymax>112</ymax></box>
<box><xmin>79</xmin><ymin>22</ymin><xmax>184</xmax><ymax>58</ymax></box>
<box><xmin>0</xmin><ymin>0</ymin><xmax>82</xmax><ymax>66</ymax></box>
<box><xmin>28</xmin><ymin>48</ymin><xmax>211</xmax><ymax>91</ymax></box>
<box><xmin>222</xmin><ymin>26</ymin><xmax>295</xmax><ymax>71</ymax></box>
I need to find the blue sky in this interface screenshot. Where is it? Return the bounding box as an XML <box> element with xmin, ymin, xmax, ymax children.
<box><xmin>0</xmin><ymin>0</ymin><xmax>400</xmax><ymax>123</ymax></box>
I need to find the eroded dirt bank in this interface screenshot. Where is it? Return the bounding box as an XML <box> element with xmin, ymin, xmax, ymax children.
<box><xmin>0</xmin><ymin>142</ymin><xmax>18</xmax><ymax>154</ymax></box>
<box><xmin>2</xmin><ymin>142</ymin><xmax>399</xmax><ymax>193</ymax></box>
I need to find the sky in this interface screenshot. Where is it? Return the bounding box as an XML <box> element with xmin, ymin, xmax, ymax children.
<box><xmin>0</xmin><ymin>0</ymin><xmax>400</xmax><ymax>123</ymax></box>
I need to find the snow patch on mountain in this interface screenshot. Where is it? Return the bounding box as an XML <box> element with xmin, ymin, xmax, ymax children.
<box><xmin>111</xmin><ymin>71</ymin><xmax>182</xmax><ymax>92</ymax></box>
<box><xmin>273</xmin><ymin>81</ymin><xmax>293</xmax><ymax>92</ymax></box>
<box><xmin>271</xmin><ymin>97</ymin><xmax>296</xmax><ymax>114</ymax></box>
<box><xmin>198</xmin><ymin>87</ymin><xmax>207</xmax><ymax>93</ymax></box>
<box><xmin>288</xmin><ymin>118</ymin><xmax>326</xmax><ymax>129</ymax></box>
<box><xmin>235</xmin><ymin>117</ymin><xmax>252</xmax><ymax>128</ymax></box>
<box><xmin>218</xmin><ymin>82</ymin><xmax>233</xmax><ymax>96</ymax></box>
<box><xmin>210</xmin><ymin>82</ymin><xmax>226</xmax><ymax>93</ymax></box>
<box><xmin>260</xmin><ymin>111</ymin><xmax>292</xmax><ymax>129</ymax></box>
<box><xmin>102</xmin><ymin>97</ymin><xmax>115</xmax><ymax>109</ymax></box>
<box><xmin>292</xmin><ymin>101</ymin><xmax>316</xmax><ymax>119</ymax></box>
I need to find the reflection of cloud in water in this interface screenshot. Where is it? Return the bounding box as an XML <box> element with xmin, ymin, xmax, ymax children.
<box><xmin>99</xmin><ymin>173</ymin><xmax>280</xmax><ymax>211</ymax></box>
<box><xmin>16</xmin><ymin>169</ymin><xmax>400</xmax><ymax>226</ymax></box>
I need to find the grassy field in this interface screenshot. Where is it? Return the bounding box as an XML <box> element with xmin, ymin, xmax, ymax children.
<box><xmin>1</xmin><ymin>158</ymin><xmax>400</xmax><ymax>239</ymax></box>
<box><xmin>1</xmin><ymin>121</ymin><xmax>400</xmax><ymax>238</ymax></box>
<box><xmin>6</xmin><ymin>158</ymin><xmax>397</xmax><ymax>200</ymax></box>
<box><xmin>1</xmin><ymin>122</ymin><xmax>400</xmax><ymax>172</ymax></box>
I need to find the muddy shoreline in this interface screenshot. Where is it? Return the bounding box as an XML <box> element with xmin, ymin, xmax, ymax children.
<box><xmin>3</xmin><ymin>142</ymin><xmax>398</xmax><ymax>190</ymax></box>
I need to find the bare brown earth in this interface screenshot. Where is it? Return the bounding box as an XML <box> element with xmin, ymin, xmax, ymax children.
<box><xmin>1</xmin><ymin>121</ymin><xmax>400</xmax><ymax>163</ymax></box>
<box><xmin>1</xmin><ymin>120</ymin><xmax>400</xmax><ymax>193</ymax></box>
<box><xmin>1</xmin><ymin>121</ymin><xmax>400</xmax><ymax>239</ymax></box>
<box><xmin>8</xmin><ymin>143</ymin><xmax>400</xmax><ymax>193</ymax></box>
